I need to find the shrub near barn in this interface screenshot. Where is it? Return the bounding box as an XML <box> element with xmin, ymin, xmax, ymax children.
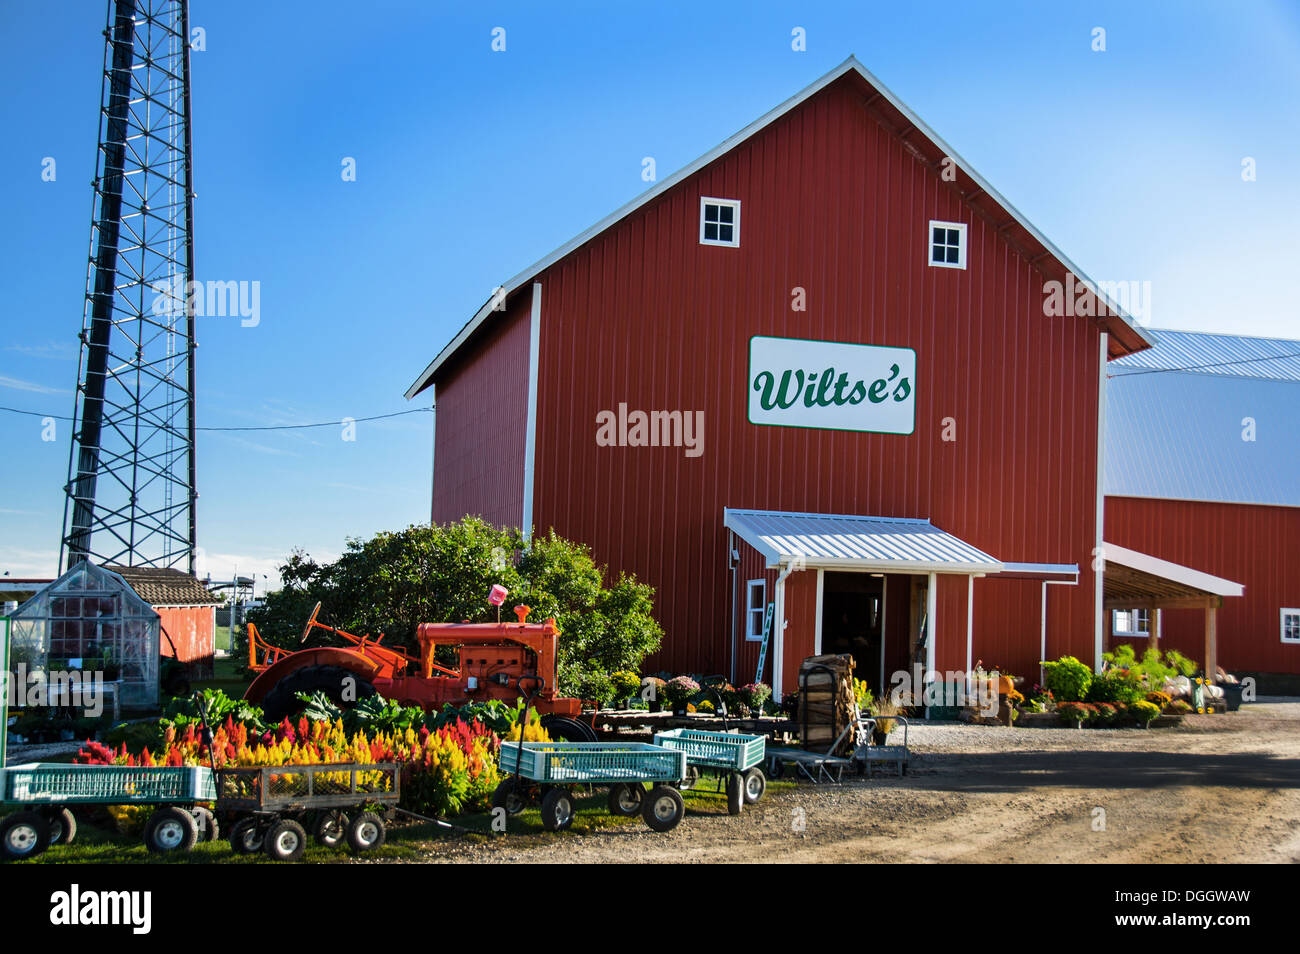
<box><xmin>244</xmin><ymin>518</ymin><xmax>664</xmax><ymax>698</ymax></box>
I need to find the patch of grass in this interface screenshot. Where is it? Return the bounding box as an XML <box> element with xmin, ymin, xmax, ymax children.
<box><xmin>192</xmin><ymin>653</ymin><xmax>250</xmax><ymax>696</ymax></box>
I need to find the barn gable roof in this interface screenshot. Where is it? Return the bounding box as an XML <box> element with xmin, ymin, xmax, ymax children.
<box><xmin>105</xmin><ymin>565</ymin><xmax>223</xmax><ymax>607</ymax></box>
<box><xmin>1105</xmin><ymin>328</ymin><xmax>1300</xmax><ymax>508</ymax></box>
<box><xmin>406</xmin><ymin>56</ymin><xmax>1151</xmax><ymax>400</ymax></box>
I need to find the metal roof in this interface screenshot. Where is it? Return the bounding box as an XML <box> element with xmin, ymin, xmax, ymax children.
<box><xmin>1110</xmin><ymin>328</ymin><xmax>1300</xmax><ymax>382</ymax></box>
<box><xmin>723</xmin><ymin>508</ymin><xmax>1003</xmax><ymax>573</ymax></box>
<box><xmin>405</xmin><ymin>56</ymin><xmax>1150</xmax><ymax>399</ymax></box>
<box><xmin>1105</xmin><ymin>331</ymin><xmax>1300</xmax><ymax>508</ymax></box>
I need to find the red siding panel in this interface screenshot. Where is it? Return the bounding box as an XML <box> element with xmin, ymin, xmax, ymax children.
<box><xmin>157</xmin><ymin>605</ymin><xmax>214</xmax><ymax>679</ymax></box>
<box><xmin>431</xmin><ymin>290</ymin><xmax>532</xmax><ymax>529</ymax></box>
<box><xmin>1105</xmin><ymin>496</ymin><xmax>1300</xmax><ymax>675</ymax></box>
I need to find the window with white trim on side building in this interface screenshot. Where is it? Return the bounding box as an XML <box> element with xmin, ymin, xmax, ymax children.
<box><xmin>700</xmin><ymin>197</ymin><xmax>740</xmax><ymax>247</ymax></box>
<box><xmin>745</xmin><ymin>579</ymin><xmax>766</xmax><ymax>641</ymax></box>
<box><xmin>1281</xmin><ymin>608</ymin><xmax>1300</xmax><ymax>644</ymax></box>
<box><xmin>1113</xmin><ymin>608</ymin><xmax>1150</xmax><ymax>637</ymax></box>
<box><xmin>928</xmin><ymin>220</ymin><xmax>967</xmax><ymax>269</ymax></box>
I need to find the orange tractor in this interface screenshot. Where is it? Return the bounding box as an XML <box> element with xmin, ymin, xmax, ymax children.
<box><xmin>243</xmin><ymin>602</ymin><xmax>595</xmax><ymax>740</ymax></box>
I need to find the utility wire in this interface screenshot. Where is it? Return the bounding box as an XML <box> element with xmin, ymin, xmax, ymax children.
<box><xmin>0</xmin><ymin>405</ymin><xmax>432</xmax><ymax>431</ymax></box>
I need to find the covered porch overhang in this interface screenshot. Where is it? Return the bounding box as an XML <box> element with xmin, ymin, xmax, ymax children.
<box><xmin>723</xmin><ymin>508</ymin><xmax>1002</xmax><ymax>696</ymax></box>
<box><xmin>1101</xmin><ymin>542</ymin><xmax>1244</xmax><ymax>677</ymax></box>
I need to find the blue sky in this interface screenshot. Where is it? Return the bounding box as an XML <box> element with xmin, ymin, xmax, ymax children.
<box><xmin>1</xmin><ymin>0</ymin><xmax>1297</xmax><ymax>585</ymax></box>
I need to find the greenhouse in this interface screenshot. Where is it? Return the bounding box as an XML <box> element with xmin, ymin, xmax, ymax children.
<box><xmin>6</xmin><ymin>562</ymin><xmax>160</xmax><ymax>709</ymax></box>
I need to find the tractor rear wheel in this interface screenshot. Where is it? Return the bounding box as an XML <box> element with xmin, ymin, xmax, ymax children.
<box><xmin>258</xmin><ymin>665</ymin><xmax>377</xmax><ymax>722</ymax></box>
<box><xmin>539</xmin><ymin>715</ymin><xmax>598</xmax><ymax>742</ymax></box>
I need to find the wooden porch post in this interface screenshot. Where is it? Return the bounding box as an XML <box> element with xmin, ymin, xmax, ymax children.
<box><xmin>1151</xmin><ymin>608</ymin><xmax>1162</xmax><ymax>653</ymax></box>
<box><xmin>1204</xmin><ymin>605</ymin><xmax>1217</xmax><ymax>680</ymax></box>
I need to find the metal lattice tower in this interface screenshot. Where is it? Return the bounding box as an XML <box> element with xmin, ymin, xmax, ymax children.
<box><xmin>61</xmin><ymin>0</ymin><xmax>198</xmax><ymax>574</ymax></box>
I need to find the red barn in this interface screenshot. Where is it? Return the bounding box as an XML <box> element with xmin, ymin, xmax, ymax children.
<box><xmin>1104</xmin><ymin>329</ymin><xmax>1300</xmax><ymax>692</ymax></box>
<box><xmin>406</xmin><ymin>57</ymin><xmax>1161</xmax><ymax>698</ymax></box>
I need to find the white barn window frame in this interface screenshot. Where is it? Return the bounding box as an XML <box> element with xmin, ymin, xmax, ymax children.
<box><xmin>700</xmin><ymin>197</ymin><xmax>741</xmax><ymax>248</ymax></box>
<box><xmin>1113</xmin><ymin>608</ymin><xmax>1151</xmax><ymax>638</ymax></box>
<box><xmin>1282</xmin><ymin>608</ymin><xmax>1300</xmax><ymax>644</ymax></box>
<box><xmin>928</xmin><ymin>219</ymin><xmax>967</xmax><ymax>269</ymax></box>
<box><xmin>745</xmin><ymin>579</ymin><xmax>766</xmax><ymax>641</ymax></box>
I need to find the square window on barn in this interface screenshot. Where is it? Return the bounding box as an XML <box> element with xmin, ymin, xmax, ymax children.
<box><xmin>700</xmin><ymin>197</ymin><xmax>741</xmax><ymax>247</ymax></box>
<box><xmin>928</xmin><ymin>220</ymin><xmax>967</xmax><ymax>269</ymax></box>
<box><xmin>1281</xmin><ymin>609</ymin><xmax>1300</xmax><ymax>644</ymax></box>
<box><xmin>745</xmin><ymin>579</ymin><xmax>767</xmax><ymax>641</ymax></box>
<box><xmin>1112</xmin><ymin>608</ymin><xmax>1150</xmax><ymax>637</ymax></box>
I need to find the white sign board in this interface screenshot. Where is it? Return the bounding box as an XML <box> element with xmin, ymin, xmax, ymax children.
<box><xmin>747</xmin><ymin>336</ymin><xmax>916</xmax><ymax>434</ymax></box>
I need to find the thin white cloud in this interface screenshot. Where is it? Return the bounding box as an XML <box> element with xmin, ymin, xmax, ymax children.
<box><xmin>0</xmin><ymin>374</ymin><xmax>69</xmax><ymax>395</ymax></box>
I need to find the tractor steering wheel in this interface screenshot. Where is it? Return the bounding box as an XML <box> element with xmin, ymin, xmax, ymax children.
<box><xmin>300</xmin><ymin>602</ymin><xmax>322</xmax><ymax>644</ymax></box>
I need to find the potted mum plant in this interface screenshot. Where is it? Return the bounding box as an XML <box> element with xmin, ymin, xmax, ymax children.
<box><xmin>610</xmin><ymin>670</ymin><xmax>641</xmax><ymax>709</ymax></box>
<box><xmin>740</xmin><ymin>682</ymin><xmax>771</xmax><ymax>715</ymax></box>
<box><xmin>663</xmin><ymin>676</ymin><xmax>701</xmax><ymax>715</ymax></box>
<box><xmin>1056</xmin><ymin>700</ymin><xmax>1095</xmax><ymax>729</ymax></box>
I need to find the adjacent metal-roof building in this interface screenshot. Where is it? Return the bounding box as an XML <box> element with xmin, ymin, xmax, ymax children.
<box><xmin>1105</xmin><ymin>328</ymin><xmax>1300</xmax><ymax>683</ymax></box>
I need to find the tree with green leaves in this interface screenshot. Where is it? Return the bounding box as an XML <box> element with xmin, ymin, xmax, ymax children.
<box><xmin>244</xmin><ymin>518</ymin><xmax>663</xmax><ymax>697</ymax></box>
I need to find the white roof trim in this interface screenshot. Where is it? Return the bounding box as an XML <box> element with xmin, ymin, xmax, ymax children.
<box><xmin>997</xmin><ymin>562</ymin><xmax>1080</xmax><ymax>579</ymax></box>
<box><xmin>724</xmin><ymin>507</ymin><xmax>1003</xmax><ymax>574</ymax></box>
<box><xmin>405</xmin><ymin>55</ymin><xmax>1150</xmax><ymax>399</ymax></box>
<box><xmin>1102</xmin><ymin>542</ymin><xmax>1244</xmax><ymax>598</ymax></box>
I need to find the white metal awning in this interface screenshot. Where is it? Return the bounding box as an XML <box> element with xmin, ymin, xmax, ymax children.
<box><xmin>724</xmin><ymin>508</ymin><xmax>1003</xmax><ymax>574</ymax></box>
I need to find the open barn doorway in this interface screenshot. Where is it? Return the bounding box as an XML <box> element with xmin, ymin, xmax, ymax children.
<box><xmin>820</xmin><ymin>572</ymin><xmax>885</xmax><ymax>695</ymax></box>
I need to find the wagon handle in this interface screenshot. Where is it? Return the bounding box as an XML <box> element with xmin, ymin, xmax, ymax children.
<box><xmin>192</xmin><ymin>690</ymin><xmax>219</xmax><ymax>778</ymax></box>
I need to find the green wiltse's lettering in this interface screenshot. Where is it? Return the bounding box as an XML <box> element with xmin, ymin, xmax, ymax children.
<box><xmin>753</xmin><ymin>364</ymin><xmax>911</xmax><ymax>412</ymax></box>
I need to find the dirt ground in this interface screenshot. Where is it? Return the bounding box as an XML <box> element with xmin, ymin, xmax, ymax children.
<box><xmin>416</xmin><ymin>697</ymin><xmax>1300</xmax><ymax>864</ymax></box>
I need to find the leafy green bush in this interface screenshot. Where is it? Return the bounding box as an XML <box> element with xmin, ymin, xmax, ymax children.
<box><xmin>1041</xmin><ymin>656</ymin><xmax>1093</xmax><ymax>702</ymax></box>
<box><xmin>1087</xmin><ymin>668</ymin><xmax>1145</xmax><ymax>704</ymax></box>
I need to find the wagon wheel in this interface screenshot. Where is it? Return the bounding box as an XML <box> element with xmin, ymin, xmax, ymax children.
<box><xmin>144</xmin><ymin>806</ymin><xmax>198</xmax><ymax>854</ymax></box>
<box><xmin>607</xmin><ymin>783</ymin><xmax>644</xmax><ymax>817</ymax></box>
<box><xmin>190</xmin><ymin>806</ymin><xmax>219</xmax><ymax>842</ymax></box>
<box><xmin>726</xmin><ymin>772</ymin><xmax>745</xmax><ymax>815</ymax></box>
<box><xmin>44</xmin><ymin>807</ymin><xmax>78</xmax><ymax>846</ymax></box>
<box><xmin>314</xmin><ymin>810</ymin><xmax>349</xmax><ymax>848</ymax></box>
<box><xmin>492</xmin><ymin>778</ymin><xmax>528</xmax><ymax>816</ymax></box>
<box><xmin>1</xmin><ymin>811</ymin><xmax>50</xmax><ymax>861</ymax></box>
<box><xmin>229</xmin><ymin>816</ymin><xmax>266</xmax><ymax>855</ymax></box>
<box><xmin>347</xmin><ymin>812</ymin><xmax>386</xmax><ymax>853</ymax></box>
<box><xmin>742</xmin><ymin>767</ymin><xmax>767</xmax><ymax>804</ymax></box>
<box><xmin>264</xmin><ymin>818</ymin><xmax>308</xmax><ymax>862</ymax></box>
<box><xmin>540</xmin><ymin>788</ymin><xmax>576</xmax><ymax>832</ymax></box>
<box><xmin>677</xmin><ymin>765</ymin><xmax>700</xmax><ymax>791</ymax></box>
<box><xmin>641</xmin><ymin>786</ymin><xmax>685</xmax><ymax>832</ymax></box>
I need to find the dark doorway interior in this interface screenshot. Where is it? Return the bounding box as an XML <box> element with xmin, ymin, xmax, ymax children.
<box><xmin>820</xmin><ymin>572</ymin><xmax>885</xmax><ymax>695</ymax></box>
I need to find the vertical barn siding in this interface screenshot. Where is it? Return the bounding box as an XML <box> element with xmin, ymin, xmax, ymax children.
<box><xmin>431</xmin><ymin>290</ymin><xmax>532</xmax><ymax>528</ymax></box>
<box><xmin>1105</xmin><ymin>496</ymin><xmax>1300</xmax><ymax>675</ymax></box>
<box><xmin>781</xmin><ymin>569</ymin><xmax>820</xmax><ymax>692</ymax></box>
<box><xmin>435</xmin><ymin>73</ymin><xmax>1103</xmax><ymax>679</ymax></box>
<box><xmin>157</xmin><ymin>605</ymin><xmax>214</xmax><ymax>679</ymax></box>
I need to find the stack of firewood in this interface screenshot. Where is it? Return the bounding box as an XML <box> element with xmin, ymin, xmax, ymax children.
<box><xmin>797</xmin><ymin>654</ymin><xmax>857</xmax><ymax>755</ymax></box>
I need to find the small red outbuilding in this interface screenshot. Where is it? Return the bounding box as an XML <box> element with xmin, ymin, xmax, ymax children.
<box><xmin>106</xmin><ymin>566</ymin><xmax>222</xmax><ymax>679</ymax></box>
